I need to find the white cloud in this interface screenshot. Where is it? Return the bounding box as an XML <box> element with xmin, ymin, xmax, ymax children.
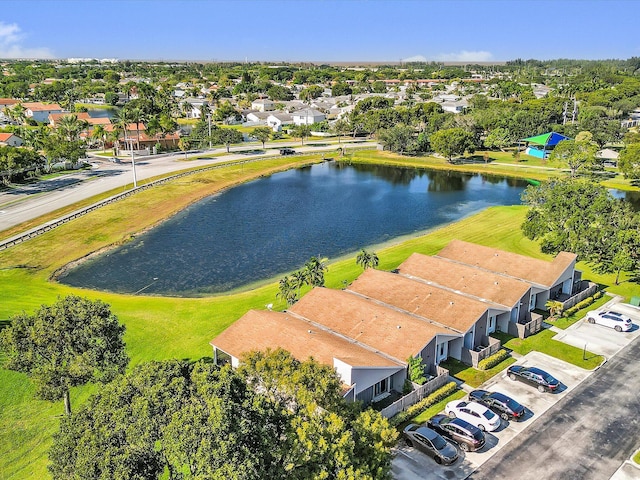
<box><xmin>0</xmin><ymin>22</ymin><xmax>54</xmax><ymax>59</ymax></box>
<box><xmin>402</xmin><ymin>55</ymin><xmax>428</xmax><ymax>63</ymax></box>
<box><xmin>434</xmin><ymin>50</ymin><xmax>493</xmax><ymax>62</ymax></box>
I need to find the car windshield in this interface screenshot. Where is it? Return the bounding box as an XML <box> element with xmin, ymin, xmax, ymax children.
<box><xmin>543</xmin><ymin>374</ymin><xmax>557</xmax><ymax>383</ymax></box>
<box><xmin>482</xmin><ymin>409</ymin><xmax>496</xmax><ymax>420</ymax></box>
<box><xmin>472</xmin><ymin>429</ymin><xmax>484</xmax><ymax>441</ymax></box>
<box><xmin>432</xmin><ymin>435</ymin><xmax>447</xmax><ymax>450</ymax></box>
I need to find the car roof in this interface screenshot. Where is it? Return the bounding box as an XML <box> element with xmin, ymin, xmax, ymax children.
<box><xmin>450</xmin><ymin>417</ymin><xmax>481</xmax><ymax>434</ymax></box>
<box><xmin>415</xmin><ymin>426</ymin><xmax>440</xmax><ymax>440</ymax></box>
<box><xmin>526</xmin><ymin>367</ymin><xmax>547</xmax><ymax>375</ymax></box>
<box><xmin>490</xmin><ymin>392</ymin><xmax>510</xmax><ymax>402</ymax></box>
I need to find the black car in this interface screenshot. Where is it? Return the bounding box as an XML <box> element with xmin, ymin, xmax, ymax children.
<box><xmin>427</xmin><ymin>415</ymin><xmax>486</xmax><ymax>452</ymax></box>
<box><xmin>468</xmin><ymin>389</ymin><xmax>526</xmax><ymax>421</ymax></box>
<box><xmin>507</xmin><ymin>365</ymin><xmax>560</xmax><ymax>393</ymax></box>
<box><xmin>280</xmin><ymin>148</ymin><xmax>296</xmax><ymax>155</ymax></box>
<box><xmin>403</xmin><ymin>424</ymin><xmax>459</xmax><ymax>465</ymax></box>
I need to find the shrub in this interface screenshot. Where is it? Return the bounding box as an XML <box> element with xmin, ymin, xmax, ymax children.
<box><xmin>477</xmin><ymin>349</ymin><xmax>510</xmax><ymax>371</ymax></box>
<box><xmin>402</xmin><ymin>379</ymin><xmax>413</xmax><ymax>395</ymax></box>
<box><xmin>390</xmin><ymin>382</ymin><xmax>458</xmax><ymax>427</ymax></box>
<box><xmin>562</xmin><ymin>291</ymin><xmax>603</xmax><ymax>318</ymax></box>
<box><xmin>407</xmin><ymin>355</ymin><xmax>426</xmax><ymax>385</ymax></box>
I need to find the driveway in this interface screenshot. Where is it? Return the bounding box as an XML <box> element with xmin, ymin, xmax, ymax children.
<box><xmin>551</xmin><ymin>300</ymin><xmax>640</xmax><ymax>358</ymax></box>
<box><xmin>392</xmin><ymin>352</ymin><xmax>593</xmax><ymax>480</ymax></box>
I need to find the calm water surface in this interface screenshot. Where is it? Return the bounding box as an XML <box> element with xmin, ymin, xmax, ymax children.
<box><xmin>59</xmin><ymin>163</ymin><xmax>528</xmax><ymax>296</ymax></box>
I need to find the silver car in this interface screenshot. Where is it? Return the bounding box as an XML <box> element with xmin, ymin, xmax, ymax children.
<box><xmin>403</xmin><ymin>424</ymin><xmax>459</xmax><ymax>465</ymax></box>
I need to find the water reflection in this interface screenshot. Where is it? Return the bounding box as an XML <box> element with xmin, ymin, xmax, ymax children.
<box><xmin>59</xmin><ymin>162</ymin><xmax>529</xmax><ymax>296</ymax></box>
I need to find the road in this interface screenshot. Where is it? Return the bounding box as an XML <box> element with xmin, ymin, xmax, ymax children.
<box><xmin>0</xmin><ymin>140</ymin><xmax>371</xmax><ymax>233</ymax></box>
<box><xmin>468</xmin><ymin>336</ymin><xmax>640</xmax><ymax>480</ymax></box>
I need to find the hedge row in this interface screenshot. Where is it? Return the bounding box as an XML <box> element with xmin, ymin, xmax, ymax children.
<box><xmin>390</xmin><ymin>381</ymin><xmax>458</xmax><ymax>427</ymax></box>
<box><xmin>477</xmin><ymin>349</ymin><xmax>510</xmax><ymax>371</ymax></box>
<box><xmin>563</xmin><ymin>290</ymin><xmax>603</xmax><ymax>317</ymax></box>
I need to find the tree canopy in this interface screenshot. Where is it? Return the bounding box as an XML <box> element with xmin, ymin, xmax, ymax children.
<box><xmin>49</xmin><ymin>352</ymin><xmax>397</xmax><ymax>480</ymax></box>
<box><xmin>521</xmin><ymin>178</ymin><xmax>640</xmax><ymax>284</ymax></box>
<box><xmin>429</xmin><ymin>127</ymin><xmax>476</xmax><ymax>162</ymax></box>
<box><xmin>0</xmin><ymin>295</ymin><xmax>128</xmax><ymax>415</ymax></box>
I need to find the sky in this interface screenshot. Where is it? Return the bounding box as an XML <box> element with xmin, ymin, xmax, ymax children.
<box><xmin>1</xmin><ymin>0</ymin><xmax>639</xmax><ymax>63</ymax></box>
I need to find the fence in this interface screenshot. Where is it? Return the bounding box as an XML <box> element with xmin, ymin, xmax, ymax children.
<box><xmin>379</xmin><ymin>371</ymin><xmax>450</xmax><ymax>419</ymax></box>
<box><xmin>0</xmin><ymin>144</ymin><xmax>377</xmax><ymax>252</ymax></box>
<box><xmin>561</xmin><ymin>281</ymin><xmax>598</xmax><ymax>310</ymax></box>
<box><xmin>509</xmin><ymin>312</ymin><xmax>543</xmax><ymax>339</ymax></box>
<box><xmin>460</xmin><ymin>335</ymin><xmax>502</xmax><ymax>367</ymax></box>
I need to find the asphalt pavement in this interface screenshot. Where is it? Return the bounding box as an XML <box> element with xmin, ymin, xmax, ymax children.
<box><xmin>468</xmin><ymin>336</ymin><xmax>640</xmax><ymax>480</ymax></box>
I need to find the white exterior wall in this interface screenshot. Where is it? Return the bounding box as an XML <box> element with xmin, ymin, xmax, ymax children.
<box><xmin>349</xmin><ymin>366</ymin><xmax>404</xmax><ymax>395</ymax></box>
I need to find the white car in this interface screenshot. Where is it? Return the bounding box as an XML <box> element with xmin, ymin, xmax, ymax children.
<box><xmin>444</xmin><ymin>400</ymin><xmax>501</xmax><ymax>432</ymax></box>
<box><xmin>586</xmin><ymin>310</ymin><xmax>633</xmax><ymax>332</ymax></box>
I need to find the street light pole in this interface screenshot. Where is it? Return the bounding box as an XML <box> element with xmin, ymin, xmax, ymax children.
<box><xmin>128</xmin><ymin>137</ymin><xmax>138</xmax><ymax>188</ymax></box>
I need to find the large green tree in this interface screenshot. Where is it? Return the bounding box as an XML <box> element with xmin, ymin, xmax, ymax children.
<box><xmin>521</xmin><ymin>178</ymin><xmax>640</xmax><ymax>283</ymax></box>
<box><xmin>251</xmin><ymin>126</ymin><xmax>272</xmax><ymax>148</ymax></box>
<box><xmin>0</xmin><ymin>295</ymin><xmax>128</xmax><ymax>415</ymax></box>
<box><xmin>429</xmin><ymin>127</ymin><xmax>476</xmax><ymax>163</ymax></box>
<box><xmin>548</xmin><ymin>138</ymin><xmax>599</xmax><ymax>177</ymax></box>
<box><xmin>49</xmin><ymin>354</ymin><xmax>397</xmax><ymax>480</ymax></box>
<box><xmin>618</xmin><ymin>143</ymin><xmax>640</xmax><ymax>179</ymax></box>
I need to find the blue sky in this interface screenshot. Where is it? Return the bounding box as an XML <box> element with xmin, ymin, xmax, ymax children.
<box><xmin>1</xmin><ymin>0</ymin><xmax>639</xmax><ymax>62</ymax></box>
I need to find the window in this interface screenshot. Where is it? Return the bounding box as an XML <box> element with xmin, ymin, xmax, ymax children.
<box><xmin>374</xmin><ymin>378</ymin><xmax>388</xmax><ymax>396</ymax></box>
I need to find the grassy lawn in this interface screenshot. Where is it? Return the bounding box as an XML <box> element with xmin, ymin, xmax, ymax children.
<box><xmin>440</xmin><ymin>356</ymin><xmax>517</xmax><ymax>388</ymax></box>
<box><xmin>349</xmin><ymin>150</ymin><xmax>565</xmax><ymax>183</ymax></box>
<box><xmin>1</xmin><ymin>151</ymin><xmax>638</xmax><ymax>478</ymax></box>
<box><xmin>633</xmin><ymin>450</ymin><xmax>640</xmax><ymax>465</ymax></box>
<box><xmin>411</xmin><ymin>389</ymin><xmax>467</xmax><ymax>425</ymax></box>
<box><xmin>493</xmin><ymin>330</ymin><xmax>604</xmax><ymax>370</ymax></box>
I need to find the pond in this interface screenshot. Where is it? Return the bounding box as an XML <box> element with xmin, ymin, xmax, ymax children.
<box><xmin>59</xmin><ymin>162</ymin><xmax>531</xmax><ymax>296</ymax></box>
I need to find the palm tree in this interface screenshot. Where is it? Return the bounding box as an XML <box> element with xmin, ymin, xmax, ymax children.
<box><xmin>304</xmin><ymin>256</ymin><xmax>328</xmax><ymax>287</ymax></box>
<box><xmin>277</xmin><ymin>275</ymin><xmax>298</xmax><ymax>306</ymax></box>
<box><xmin>291</xmin><ymin>270</ymin><xmax>307</xmax><ymax>298</ymax></box>
<box><xmin>113</xmin><ymin>108</ymin><xmax>132</xmax><ymax>152</ymax></box>
<box><xmin>128</xmin><ymin>107</ymin><xmax>145</xmax><ymax>150</ymax></box>
<box><xmin>545</xmin><ymin>300</ymin><xmax>564</xmax><ymax>320</ymax></box>
<box><xmin>90</xmin><ymin>124</ymin><xmax>107</xmax><ymax>150</ymax></box>
<box><xmin>356</xmin><ymin>249</ymin><xmax>379</xmax><ymax>270</ymax></box>
<box><xmin>57</xmin><ymin>114</ymin><xmax>88</xmax><ymax>142</ymax></box>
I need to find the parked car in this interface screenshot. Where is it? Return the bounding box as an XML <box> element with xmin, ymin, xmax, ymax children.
<box><xmin>280</xmin><ymin>148</ymin><xmax>296</xmax><ymax>155</ymax></box>
<box><xmin>507</xmin><ymin>365</ymin><xmax>559</xmax><ymax>393</ymax></box>
<box><xmin>403</xmin><ymin>424</ymin><xmax>459</xmax><ymax>465</ymax></box>
<box><xmin>427</xmin><ymin>414</ymin><xmax>486</xmax><ymax>452</ymax></box>
<box><xmin>468</xmin><ymin>389</ymin><xmax>526</xmax><ymax>421</ymax></box>
<box><xmin>586</xmin><ymin>310</ymin><xmax>632</xmax><ymax>332</ymax></box>
<box><xmin>444</xmin><ymin>400</ymin><xmax>501</xmax><ymax>432</ymax></box>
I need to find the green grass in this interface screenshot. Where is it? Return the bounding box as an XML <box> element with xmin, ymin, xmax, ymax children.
<box><xmin>439</xmin><ymin>356</ymin><xmax>517</xmax><ymax>388</ymax></box>
<box><xmin>493</xmin><ymin>330</ymin><xmax>604</xmax><ymax>370</ymax></box>
<box><xmin>1</xmin><ymin>152</ymin><xmax>638</xmax><ymax>478</ymax></box>
<box><xmin>552</xmin><ymin>294</ymin><xmax>610</xmax><ymax>329</ymax></box>
<box><xmin>411</xmin><ymin>390</ymin><xmax>467</xmax><ymax>424</ymax></box>
<box><xmin>633</xmin><ymin>449</ymin><xmax>640</xmax><ymax>465</ymax></box>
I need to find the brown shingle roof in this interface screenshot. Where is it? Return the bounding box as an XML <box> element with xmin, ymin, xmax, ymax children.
<box><xmin>289</xmin><ymin>288</ymin><xmax>453</xmax><ymax>362</ymax></box>
<box><xmin>398</xmin><ymin>253</ymin><xmax>530</xmax><ymax>308</ymax></box>
<box><xmin>437</xmin><ymin>240</ymin><xmax>577</xmax><ymax>288</ymax></box>
<box><xmin>210</xmin><ymin>309</ymin><xmax>401</xmax><ymax>368</ymax></box>
<box><xmin>348</xmin><ymin>269</ymin><xmax>491</xmax><ymax>333</ymax></box>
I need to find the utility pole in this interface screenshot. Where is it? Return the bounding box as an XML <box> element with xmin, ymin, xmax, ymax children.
<box><xmin>129</xmin><ymin>138</ymin><xmax>137</xmax><ymax>188</ymax></box>
<box><xmin>207</xmin><ymin>112</ymin><xmax>212</xmax><ymax>149</ymax></box>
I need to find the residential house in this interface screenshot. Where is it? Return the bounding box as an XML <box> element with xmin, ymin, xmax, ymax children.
<box><xmin>441</xmin><ymin>99</ymin><xmax>468</xmax><ymax>114</ymax></box>
<box><xmin>267</xmin><ymin>113</ymin><xmax>294</xmax><ymax>132</ymax></box>
<box><xmin>0</xmin><ymin>133</ymin><xmax>23</xmax><ymax>147</ymax></box>
<box><xmin>292</xmin><ymin>108</ymin><xmax>326</xmax><ymax>126</ymax></box>
<box><xmin>180</xmin><ymin>98</ymin><xmax>209</xmax><ymax>119</ymax></box>
<box><xmin>22</xmin><ymin>102</ymin><xmax>64</xmax><ymax>123</ymax></box>
<box><xmin>251</xmin><ymin>99</ymin><xmax>275</xmax><ymax>112</ymax></box>
<box><xmin>436</xmin><ymin>239</ymin><xmax>578</xmax><ymax>311</ymax></box>
<box><xmin>245</xmin><ymin>111</ymin><xmax>270</xmax><ymax>125</ymax></box>
<box><xmin>0</xmin><ymin>98</ymin><xmax>19</xmax><ymax>111</ymax></box>
<box><xmin>210</xmin><ymin>241</ymin><xmax>579</xmax><ymax>405</ymax></box>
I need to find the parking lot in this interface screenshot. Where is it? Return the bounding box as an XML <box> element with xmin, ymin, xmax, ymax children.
<box><xmin>392</xmin><ymin>300</ymin><xmax>640</xmax><ymax>480</ymax></box>
<box><xmin>551</xmin><ymin>301</ymin><xmax>640</xmax><ymax>358</ymax></box>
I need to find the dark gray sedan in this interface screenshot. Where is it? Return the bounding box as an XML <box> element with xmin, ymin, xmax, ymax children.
<box><xmin>403</xmin><ymin>424</ymin><xmax>459</xmax><ymax>465</ymax></box>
